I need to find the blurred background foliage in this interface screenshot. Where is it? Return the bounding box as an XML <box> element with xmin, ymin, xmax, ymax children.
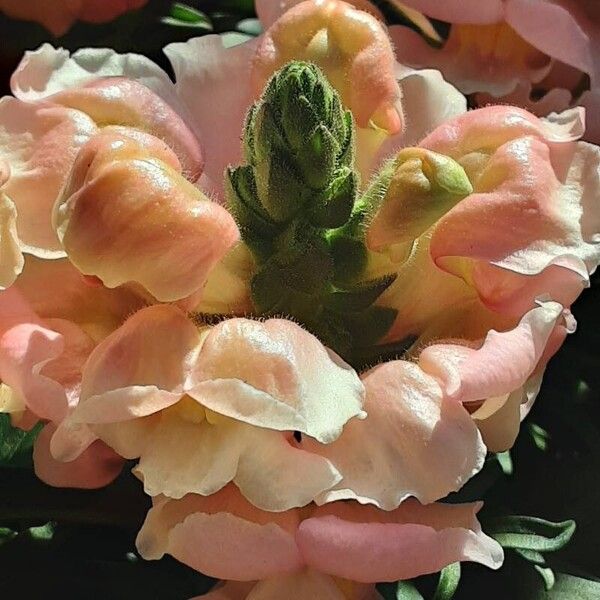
<box><xmin>0</xmin><ymin>1</ymin><xmax>599</xmax><ymax>598</ymax></box>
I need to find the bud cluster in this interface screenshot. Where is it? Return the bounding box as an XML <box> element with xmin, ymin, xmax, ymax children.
<box><xmin>226</xmin><ymin>62</ymin><xmax>396</xmax><ymax>357</ymax></box>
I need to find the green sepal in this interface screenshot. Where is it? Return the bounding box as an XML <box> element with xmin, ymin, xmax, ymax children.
<box><xmin>327</xmin><ymin>274</ymin><xmax>396</xmax><ymax>313</ymax></box>
<box><xmin>344</xmin><ymin>305</ymin><xmax>398</xmax><ymax>348</ymax></box>
<box><xmin>485</xmin><ymin>516</ymin><xmax>576</xmax><ymax>553</ymax></box>
<box><xmin>327</xmin><ymin>232</ymin><xmax>368</xmax><ymax>284</ymax></box>
<box><xmin>308</xmin><ymin>167</ymin><xmax>358</xmax><ymax>229</ymax></box>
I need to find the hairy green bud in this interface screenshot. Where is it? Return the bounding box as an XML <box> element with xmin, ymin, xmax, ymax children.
<box><xmin>226</xmin><ymin>61</ymin><xmax>397</xmax><ymax>359</ymax></box>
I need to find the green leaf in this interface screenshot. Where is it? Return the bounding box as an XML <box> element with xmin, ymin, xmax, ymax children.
<box><xmin>0</xmin><ymin>413</ymin><xmax>42</xmax><ymax>467</ymax></box>
<box><xmin>545</xmin><ymin>574</ymin><xmax>600</xmax><ymax>599</ymax></box>
<box><xmin>486</xmin><ymin>516</ymin><xmax>576</xmax><ymax>553</ymax></box>
<box><xmin>535</xmin><ymin>565</ymin><xmax>556</xmax><ymax>591</ymax></box>
<box><xmin>528</xmin><ymin>423</ymin><xmax>550</xmax><ymax>451</ymax></box>
<box><xmin>432</xmin><ymin>563</ymin><xmax>461</xmax><ymax>600</ymax></box>
<box><xmin>496</xmin><ymin>451</ymin><xmax>513</xmax><ymax>475</ymax></box>
<box><xmin>169</xmin><ymin>3</ymin><xmax>211</xmax><ymax>24</ymax></box>
<box><xmin>396</xmin><ymin>581</ymin><xmax>424</xmax><ymax>600</ymax></box>
<box><xmin>26</xmin><ymin>522</ymin><xmax>56</xmax><ymax>542</ymax></box>
<box><xmin>0</xmin><ymin>527</ymin><xmax>16</xmax><ymax>547</ymax></box>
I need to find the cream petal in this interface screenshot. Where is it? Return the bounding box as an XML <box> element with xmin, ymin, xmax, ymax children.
<box><xmin>191</xmin><ymin>318</ymin><xmax>365</xmax><ymax>444</ymax></box>
<box><xmin>234</xmin><ymin>428</ymin><xmax>341</xmax><ymax>512</ymax></box>
<box><xmin>133</xmin><ymin>412</ymin><xmax>340</xmax><ymax>509</ymax></box>
<box><xmin>305</xmin><ymin>360</ymin><xmax>485</xmax><ymax>509</ymax></box>
<box><xmin>11</xmin><ymin>44</ymin><xmax>178</xmax><ymax>108</ymax></box>
<box><xmin>0</xmin><ymin>190</ymin><xmax>24</xmax><ymax>289</ymax></box>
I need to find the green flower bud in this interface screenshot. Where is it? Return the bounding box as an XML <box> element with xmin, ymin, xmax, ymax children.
<box><xmin>225</xmin><ymin>60</ymin><xmax>399</xmax><ymax>359</ymax></box>
<box><xmin>237</xmin><ymin>61</ymin><xmax>356</xmax><ymax>224</ymax></box>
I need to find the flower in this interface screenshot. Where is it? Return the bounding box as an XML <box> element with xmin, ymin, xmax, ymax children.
<box><xmin>52</xmin><ymin>304</ymin><xmax>366</xmax><ymax>511</ymax></box>
<box><xmin>389</xmin><ymin>0</ymin><xmax>600</xmax><ymax>142</ymax></box>
<box><xmin>0</xmin><ymin>281</ymin><xmax>130</xmax><ymax>488</ymax></box>
<box><xmin>0</xmin><ymin>0</ymin><xmax>147</xmax><ymax>36</ymax></box>
<box><xmin>135</xmin><ymin>484</ymin><xmax>503</xmax><ymax>600</ymax></box>
<box><xmin>369</xmin><ymin>106</ymin><xmax>599</xmax><ymax>341</ymax></box>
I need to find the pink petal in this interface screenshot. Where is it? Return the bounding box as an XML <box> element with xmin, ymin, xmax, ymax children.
<box><xmin>397</xmin><ymin>0</ymin><xmax>504</xmax><ymax>23</ymax></box>
<box><xmin>245</xmin><ymin>571</ymin><xmax>356</xmax><ymax>600</ymax></box>
<box><xmin>390</xmin><ymin>21</ymin><xmax>551</xmax><ymax>98</ymax></box>
<box><xmin>0</xmin><ymin>0</ymin><xmax>146</xmax><ymax>36</ymax></box>
<box><xmin>192</xmin><ymin>318</ymin><xmax>365</xmax><ymax>444</ymax></box>
<box><xmin>33</xmin><ymin>423</ymin><xmax>123</xmax><ymax>489</ymax></box>
<box><xmin>136</xmin><ymin>487</ymin><xmax>303</xmax><ymax>580</ymax></box>
<box><xmin>419</xmin><ymin>301</ymin><xmax>572</xmax><ymax>403</ymax></box>
<box><xmin>54</xmin><ymin>128</ymin><xmax>239</xmax><ymax>303</ymax></box>
<box><xmin>164</xmin><ymin>36</ymin><xmax>258</xmax><ymax>201</ymax></box>
<box><xmin>298</xmin><ymin>500</ymin><xmax>503</xmax><ymax>582</ymax></box>
<box><xmin>506</xmin><ymin>0</ymin><xmax>597</xmax><ymax>84</ymax></box>
<box><xmin>304</xmin><ymin>360</ymin><xmax>485</xmax><ymax>508</ymax></box>
<box><xmin>14</xmin><ymin>256</ymin><xmax>143</xmax><ymax>340</ymax></box>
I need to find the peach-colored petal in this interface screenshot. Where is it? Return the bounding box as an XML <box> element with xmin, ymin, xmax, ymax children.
<box><xmin>0</xmin><ymin>0</ymin><xmax>147</xmax><ymax>36</ymax></box>
<box><xmin>14</xmin><ymin>255</ymin><xmax>143</xmax><ymax>341</ymax></box>
<box><xmin>136</xmin><ymin>487</ymin><xmax>303</xmax><ymax>580</ymax></box>
<box><xmin>79</xmin><ymin>305</ymin><xmax>200</xmax><ymax>407</ymax></box>
<box><xmin>246</xmin><ymin>571</ymin><xmax>354</xmax><ymax>600</ymax></box>
<box><xmin>194</xmin><ymin>581</ymin><xmax>256</xmax><ymax>600</ymax></box>
<box><xmin>53</xmin><ymin>129</ymin><xmax>239</xmax><ymax>303</ymax></box>
<box><xmin>50</xmin><ymin>77</ymin><xmax>203</xmax><ymax>181</ymax></box>
<box><xmin>255</xmin><ymin>0</ymin><xmax>383</xmax><ymax>29</ymax></box>
<box><xmin>304</xmin><ymin>360</ymin><xmax>485</xmax><ymax>509</ymax></box>
<box><xmin>299</xmin><ymin>500</ymin><xmax>503</xmax><ymax>582</ymax></box>
<box><xmin>253</xmin><ymin>0</ymin><xmax>403</xmax><ymax>133</ymax></box>
<box><xmin>0</xmin><ymin>96</ymin><xmax>97</xmax><ymax>256</ymax></box>
<box><xmin>33</xmin><ymin>423</ymin><xmax>123</xmax><ymax>489</ymax></box>
<box><xmin>164</xmin><ymin>36</ymin><xmax>258</xmax><ymax>201</ymax></box>
<box><xmin>192</xmin><ymin>318</ymin><xmax>365</xmax><ymax>444</ymax></box>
